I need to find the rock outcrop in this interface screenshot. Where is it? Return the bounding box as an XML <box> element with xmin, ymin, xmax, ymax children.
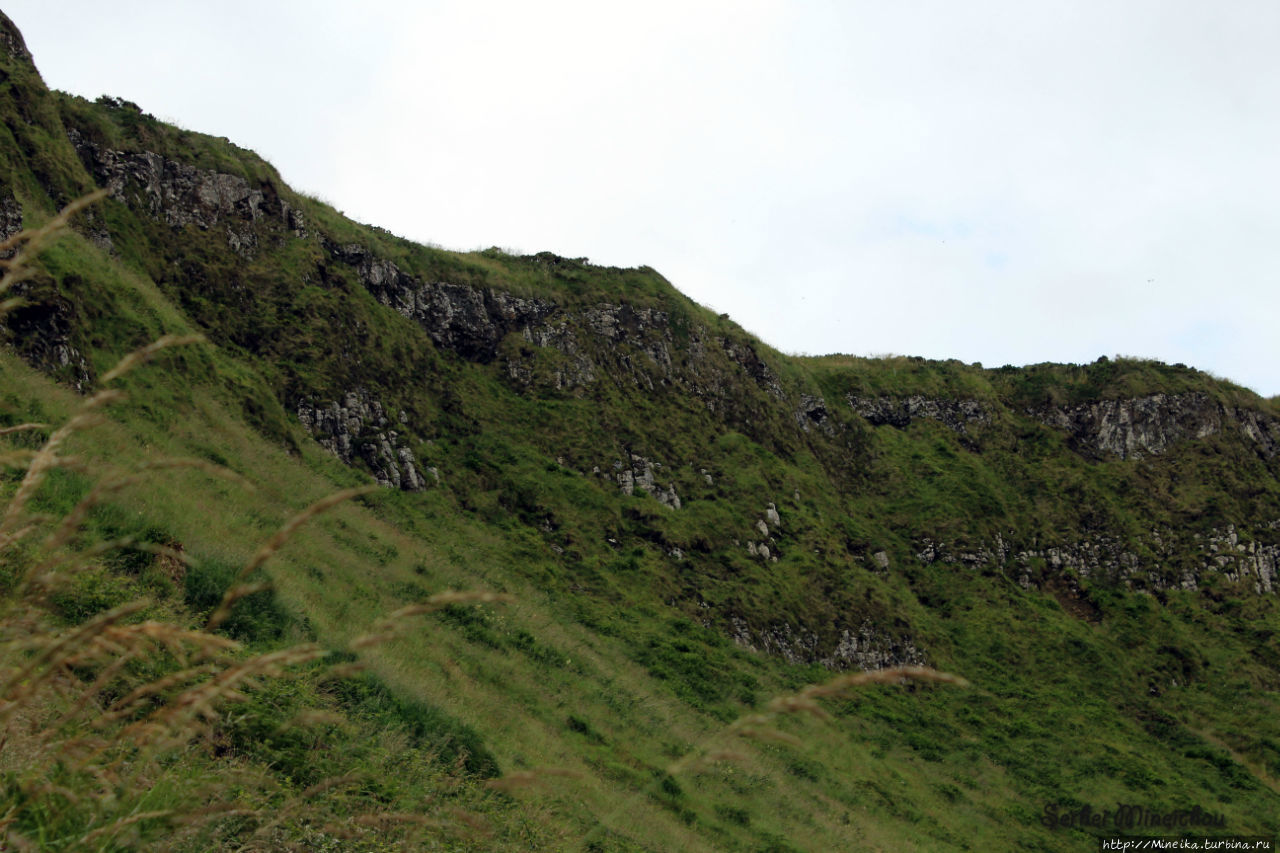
<box><xmin>61</xmin><ymin>122</ymin><xmax>797</xmax><ymax>420</ymax></box>
<box><xmin>1033</xmin><ymin>393</ymin><xmax>1280</xmax><ymax>460</ymax></box>
<box><xmin>330</xmin><ymin>242</ymin><xmax>559</xmax><ymax>363</ymax></box>
<box><xmin>915</xmin><ymin>521</ymin><xmax>1279</xmax><ymax>597</ymax></box>
<box><xmin>1</xmin><ymin>280</ymin><xmax>92</xmax><ymax>391</ymax></box>
<box><xmin>0</xmin><ymin>13</ymin><xmax>31</xmax><ymax>62</ymax></box>
<box><xmin>295</xmin><ymin>389</ymin><xmax>430</xmax><ymax>491</ymax></box>
<box><xmin>1196</xmin><ymin>524</ymin><xmax>1279</xmax><ymax>595</ymax></box>
<box><xmin>729</xmin><ymin>616</ymin><xmax>926</xmax><ymax>671</ymax></box>
<box><xmin>68</xmin><ymin>129</ymin><xmax>272</xmax><ymax>257</ymax></box>
<box><xmin>848</xmin><ymin>395</ymin><xmax>991</xmax><ymax>435</ymax></box>
<box><xmin>328</xmin><ymin>239</ymin><xmax>793</xmax><ymax>426</ymax></box>
<box><xmin>614</xmin><ymin>454</ymin><xmax>680</xmax><ymax>509</ymax></box>
<box><xmin>512</xmin><ymin>301</ymin><xmax>681</xmax><ymax>391</ymax></box>
<box><xmin>0</xmin><ymin>189</ymin><xmax>22</xmax><ymax>245</ymax></box>
<box><xmin>795</xmin><ymin>395</ymin><xmax>837</xmax><ymax>436</ymax></box>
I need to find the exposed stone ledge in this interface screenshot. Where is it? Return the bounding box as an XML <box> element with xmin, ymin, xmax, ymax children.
<box><xmin>795</xmin><ymin>395</ymin><xmax>838</xmax><ymax>436</ymax></box>
<box><xmin>330</xmin><ymin>242</ymin><xmax>558</xmax><ymax>363</ymax></box>
<box><xmin>67</xmin><ymin>130</ymin><xmax>272</xmax><ymax>257</ymax></box>
<box><xmin>295</xmin><ymin>388</ymin><xmax>432</xmax><ymax>491</ymax></box>
<box><xmin>728</xmin><ymin>616</ymin><xmax>926</xmax><ymax>671</ymax></box>
<box><xmin>0</xmin><ymin>188</ymin><xmax>22</xmax><ymax>246</ymax></box>
<box><xmin>328</xmin><ymin>240</ymin><xmax>792</xmax><ymax>413</ymax></box>
<box><xmin>848</xmin><ymin>395</ymin><xmax>991</xmax><ymax>435</ymax></box>
<box><xmin>915</xmin><ymin>521</ymin><xmax>1278</xmax><ymax>596</ymax></box>
<box><xmin>611</xmin><ymin>453</ymin><xmax>680</xmax><ymax>509</ymax></box>
<box><xmin>1032</xmin><ymin>393</ymin><xmax>1280</xmax><ymax>459</ymax></box>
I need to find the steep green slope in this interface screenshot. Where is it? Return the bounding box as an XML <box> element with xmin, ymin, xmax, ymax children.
<box><xmin>1</xmin><ymin>12</ymin><xmax>1278</xmax><ymax>850</ymax></box>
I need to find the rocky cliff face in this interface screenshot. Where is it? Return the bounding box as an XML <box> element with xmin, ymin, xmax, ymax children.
<box><xmin>848</xmin><ymin>394</ymin><xmax>992</xmax><ymax>435</ymax></box>
<box><xmin>0</xmin><ymin>15</ymin><xmax>30</xmax><ymax>64</ymax></box>
<box><xmin>0</xmin><ymin>287</ymin><xmax>91</xmax><ymax>391</ymax></box>
<box><xmin>328</xmin><ymin>238</ymin><xmax>792</xmax><ymax>416</ymax></box>
<box><xmin>728</xmin><ymin>616</ymin><xmax>926</xmax><ymax>670</ymax></box>
<box><xmin>794</xmin><ymin>395</ymin><xmax>839</xmax><ymax>437</ymax></box>
<box><xmin>0</xmin><ymin>189</ymin><xmax>22</xmax><ymax>245</ymax></box>
<box><xmin>916</xmin><ymin>521</ymin><xmax>1279</xmax><ymax>597</ymax></box>
<box><xmin>14</xmin><ymin>82</ymin><xmax>1278</xmax><ymax>677</ymax></box>
<box><xmin>68</xmin><ymin>128</ymin><xmax>279</xmax><ymax>258</ymax></box>
<box><xmin>330</xmin><ymin>241</ymin><xmax>559</xmax><ymax>364</ymax></box>
<box><xmin>611</xmin><ymin>453</ymin><xmax>681</xmax><ymax>510</ymax></box>
<box><xmin>295</xmin><ymin>389</ymin><xmax>433</xmax><ymax>491</ymax></box>
<box><xmin>1033</xmin><ymin>393</ymin><xmax>1280</xmax><ymax>459</ymax></box>
<box><xmin>515</xmin><ymin>301</ymin><xmax>681</xmax><ymax>392</ymax></box>
<box><xmin>54</xmin><ymin>126</ymin><xmax>808</xmax><ymax>496</ymax></box>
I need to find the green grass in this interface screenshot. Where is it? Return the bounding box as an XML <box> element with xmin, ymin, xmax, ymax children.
<box><xmin>1</xmin><ymin>15</ymin><xmax>1279</xmax><ymax>849</ymax></box>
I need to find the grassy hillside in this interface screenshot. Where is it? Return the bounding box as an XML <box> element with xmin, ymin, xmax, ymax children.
<box><xmin>2</xmin><ymin>11</ymin><xmax>1278</xmax><ymax>850</ymax></box>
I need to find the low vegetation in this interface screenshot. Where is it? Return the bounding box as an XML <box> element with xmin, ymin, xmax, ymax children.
<box><xmin>1</xmin><ymin>12</ymin><xmax>1278</xmax><ymax>849</ymax></box>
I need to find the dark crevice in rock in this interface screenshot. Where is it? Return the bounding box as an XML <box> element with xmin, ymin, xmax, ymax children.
<box><xmin>848</xmin><ymin>394</ymin><xmax>991</xmax><ymax>435</ymax></box>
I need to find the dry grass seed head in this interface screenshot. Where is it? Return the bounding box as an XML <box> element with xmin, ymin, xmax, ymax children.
<box><xmin>733</xmin><ymin>726</ymin><xmax>804</xmax><ymax>747</ymax></box>
<box><xmin>98</xmin><ymin>334</ymin><xmax>207</xmax><ymax>384</ymax></box>
<box><xmin>299</xmin><ymin>774</ymin><xmax>360</xmax><ymax>799</ymax></box>
<box><xmin>0</xmin><ymin>190</ymin><xmax>110</xmax><ymax>304</ymax></box>
<box><xmin>0</xmin><ymin>601</ymin><xmax>147</xmax><ymax>721</ymax></box>
<box><xmin>284</xmin><ymin>709</ymin><xmax>347</xmax><ymax>731</ymax></box>
<box><xmin>78</xmin><ymin>810</ymin><xmax>174</xmax><ymax>846</ymax></box>
<box><xmin>99</xmin><ymin>663</ymin><xmax>222</xmax><ymax>727</ymax></box>
<box><xmin>0</xmin><ymin>195</ymin><xmax>374</xmax><ymax>848</ymax></box>
<box><xmin>768</xmin><ymin>666</ymin><xmax>970</xmax><ymax>714</ymax></box>
<box><xmin>0</xmin><ymin>423</ymin><xmax>45</xmax><ymax>437</ymax></box>
<box><xmin>483</xmin><ymin>767</ymin><xmax>584</xmax><ymax>793</ymax></box>
<box><xmin>0</xmin><ymin>390</ymin><xmax>122</xmax><ymax>537</ymax></box>
<box><xmin>350</xmin><ymin>590</ymin><xmax>514</xmax><ymax>650</ymax></box>
<box><xmin>325</xmin><ymin>661</ymin><xmax>367</xmax><ymax>680</ymax></box>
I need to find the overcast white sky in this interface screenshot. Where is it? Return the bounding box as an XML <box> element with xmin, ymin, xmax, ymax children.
<box><xmin>8</xmin><ymin>1</ymin><xmax>1279</xmax><ymax>395</ymax></box>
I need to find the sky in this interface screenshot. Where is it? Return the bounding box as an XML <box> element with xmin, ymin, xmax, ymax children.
<box><xmin>7</xmin><ymin>1</ymin><xmax>1279</xmax><ymax>395</ymax></box>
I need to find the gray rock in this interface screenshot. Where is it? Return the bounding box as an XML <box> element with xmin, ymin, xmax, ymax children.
<box><xmin>284</xmin><ymin>204</ymin><xmax>308</xmax><ymax>237</ymax></box>
<box><xmin>795</xmin><ymin>395</ymin><xmax>837</xmax><ymax>436</ymax></box>
<box><xmin>729</xmin><ymin>616</ymin><xmax>925</xmax><ymax>671</ymax></box>
<box><xmin>328</xmin><ymin>237</ymin><xmax>796</xmax><ymax>428</ymax></box>
<box><xmin>1</xmin><ymin>287</ymin><xmax>93</xmax><ymax>390</ymax></box>
<box><xmin>615</xmin><ymin>454</ymin><xmax>680</xmax><ymax>509</ymax></box>
<box><xmin>722</xmin><ymin>338</ymin><xmax>785</xmax><ymax>399</ymax></box>
<box><xmin>0</xmin><ymin>189</ymin><xmax>22</xmax><ymax>247</ymax></box>
<box><xmin>822</xmin><ymin>622</ymin><xmax>927</xmax><ymax>670</ymax></box>
<box><xmin>919</xmin><ymin>521</ymin><xmax>1280</xmax><ymax>596</ymax></box>
<box><xmin>1033</xmin><ymin>393</ymin><xmax>1280</xmax><ymax>460</ymax></box>
<box><xmin>848</xmin><ymin>394</ymin><xmax>991</xmax><ymax>435</ymax></box>
<box><xmin>295</xmin><ymin>388</ymin><xmax>426</xmax><ymax>491</ymax></box>
<box><xmin>0</xmin><ymin>13</ymin><xmax>33</xmax><ymax>61</ymax></box>
<box><xmin>332</xmin><ymin>241</ymin><xmax>559</xmax><ymax>364</ymax></box>
<box><xmin>69</xmin><ymin>130</ymin><xmax>268</xmax><ymax>257</ymax></box>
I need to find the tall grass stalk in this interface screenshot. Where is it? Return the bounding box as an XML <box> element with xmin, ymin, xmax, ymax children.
<box><xmin>0</xmin><ymin>196</ymin><xmax>507</xmax><ymax>850</ymax></box>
